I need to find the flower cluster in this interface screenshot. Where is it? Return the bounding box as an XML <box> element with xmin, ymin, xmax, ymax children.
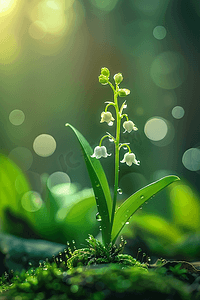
<box><xmin>91</xmin><ymin>67</ymin><xmax>139</xmax><ymax>168</ymax></box>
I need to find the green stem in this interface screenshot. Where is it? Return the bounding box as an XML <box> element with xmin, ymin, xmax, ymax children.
<box><xmin>110</xmin><ymin>90</ymin><xmax>121</xmax><ymax>238</ymax></box>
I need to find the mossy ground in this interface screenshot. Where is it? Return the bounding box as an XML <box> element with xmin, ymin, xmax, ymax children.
<box><xmin>0</xmin><ymin>236</ymin><xmax>195</xmax><ymax>300</ymax></box>
<box><xmin>0</xmin><ymin>261</ymin><xmax>192</xmax><ymax>300</ymax></box>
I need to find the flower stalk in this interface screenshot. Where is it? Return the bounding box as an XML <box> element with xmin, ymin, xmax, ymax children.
<box><xmin>91</xmin><ymin>68</ymin><xmax>140</xmax><ymax>241</ymax></box>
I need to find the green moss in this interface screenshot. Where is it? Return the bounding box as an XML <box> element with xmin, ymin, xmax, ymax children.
<box><xmin>67</xmin><ymin>235</ymin><xmax>147</xmax><ymax>269</ymax></box>
<box><xmin>0</xmin><ymin>262</ymin><xmax>191</xmax><ymax>300</ymax></box>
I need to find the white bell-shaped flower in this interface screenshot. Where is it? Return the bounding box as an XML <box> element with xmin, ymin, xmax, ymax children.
<box><xmin>100</xmin><ymin>112</ymin><xmax>115</xmax><ymax>124</ymax></box>
<box><xmin>91</xmin><ymin>146</ymin><xmax>111</xmax><ymax>159</ymax></box>
<box><xmin>121</xmin><ymin>152</ymin><xmax>140</xmax><ymax>166</ymax></box>
<box><xmin>123</xmin><ymin>121</ymin><xmax>138</xmax><ymax>133</ymax></box>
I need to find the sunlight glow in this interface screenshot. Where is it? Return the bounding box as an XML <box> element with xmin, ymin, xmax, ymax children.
<box><xmin>0</xmin><ymin>0</ymin><xmax>16</xmax><ymax>15</ymax></box>
<box><xmin>29</xmin><ymin>0</ymin><xmax>68</xmax><ymax>36</ymax></box>
<box><xmin>28</xmin><ymin>21</ymin><xmax>47</xmax><ymax>40</ymax></box>
<box><xmin>0</xmin><ymin>35</ymin><xmax>20</xmax><ymax>65</ymax></box>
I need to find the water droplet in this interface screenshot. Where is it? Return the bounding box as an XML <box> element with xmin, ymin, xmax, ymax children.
<box><xmin>96</xmin><ymin>184</ymin><xmax>100</xmax><ymax>188</ymax></box>
<box><xmin>126</xmin><ymin>210</ymin><xmax>129</xmax><ymax>213</ymax></box>
<box><xmin>140</xmin><ymin>207</ymin><xmax>143</xmax><ymax>209</ymax></box>
<box><xmin>117</xmin><ymin>188</ymin><xmax>123</xmax><ymax>194</ymax></box>
<box><xmin>125</xmin><ymin>222</ymin><xmax>129</xmax><ymax>225</ymax></box>
<box><xmin>108</xmin><ymin>121</ymin><xmax>113</xmax><ymax>126</ymax></box>
<box><xmin>72</xmin><ymin>240</ymin><xmax>75</xmax><ymax>244</ymax></box>
<box><xmin>145</xmin><ymin>202</ymin><xmax>148</xmax><ymax>204</ymax></box>
<box><xmin>140</xmin><ymin>195</ymin><xmax>144</xmax><ymax>200</ymax></box>
<box><xmin>96</xmin><ymin>212</ymin><xmax>102</xmax><ymax>222</ymax></box>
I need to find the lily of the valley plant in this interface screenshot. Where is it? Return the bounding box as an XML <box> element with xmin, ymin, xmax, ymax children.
<box><xmin>65</xmin><ymin>67</ymin><xmax>179</xmax><ymax>246</ymax></box>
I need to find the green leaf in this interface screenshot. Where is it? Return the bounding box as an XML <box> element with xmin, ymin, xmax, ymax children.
<box><xmin>56</xmin><ymin>189</ymin><xmax>98</xmax><ymax>247</ymax></box>
<box><xmin>169</xmin><ymin>181</ymin><xmax>200</xmax><ymax>232</ymax></box>
<box><xmin>111</xmin><ymin>175</ymin><xmax>180</xmax><ymax>243</ymax></box>
<box><xmin>65</xmin><ymin>124</ymin><xmax>112</xmax><ymax>245</ymax></box>
<box><xmin>0</xmin><ymin>154</ymin><xmax>31</xmax><ymax>229</ymax></box>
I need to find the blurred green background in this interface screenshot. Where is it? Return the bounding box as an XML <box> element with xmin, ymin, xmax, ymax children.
<box><xmin>0</xmin><ymin>0</ymin><xmax>200</xmax><ymax>258</ymax></box>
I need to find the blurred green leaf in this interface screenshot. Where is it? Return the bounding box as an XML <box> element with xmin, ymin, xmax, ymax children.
<box><xmin>65</xmin><ymin>124</ymin><xmax>112</xmax><ymax>245</ymax></box>
<box><xmin>111</xmin><ymin>175</ymin><xmax>180</xmax><ymax>243</ymax></box>
<box><xmin>130</xmin><ymin>213</ymin><xmax>182</xmax><ymax>244</ymax></box>
<box><xmin>56</xmin><ymin>188</ymin><xmax>98</xmax><ymax>246</ymax></box>
<box><xmin>169</xmin><ymin>182</ymin><xmax>200</xmax><ymax>232</ymax></box>
<box><xmin>0</xmin><ymin>154</ymin><xmax>31</xmax><ymax>230</ymax></box>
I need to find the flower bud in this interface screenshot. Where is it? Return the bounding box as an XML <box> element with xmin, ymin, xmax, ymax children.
<box><xmin>100</xmin><ymin>111</ymin><xmax>115</xmax><ymax>124</ymax></box>
<box><xmin>101</xmin><ymin>67</ymin><xmax>110</xmax><ymax>77</ymax></box>
<box><xmin>91</xmin><ymin>146</ymin><xmax>111</xmax><ymax>159</ymax></box>
<box><xmin>118</xmin><ymin>89</ymin><xmax>130</xmax><ymax>97</ymax></box>
<box><xmin>121</xmin><ymin>152</ymin><xmax>140</xmax><ymax>166</ymax></box>
<box><xmin>114</xmin><ymin>73</ymin><xmax>123</xmax><ymax>85</ymax></box>
<box><xmin>123</xmin><ymin>121</ymin><xmax>138</xmax><ymax>133</ymax></box>
<box><xmin>98</xmin><ymin>74</ymin><xmax>109</xmax><ymax>85</ymax></box>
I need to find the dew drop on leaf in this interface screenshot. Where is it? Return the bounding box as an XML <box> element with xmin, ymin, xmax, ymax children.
<box><xmin>117</xmin><ymin>188</ymin><xmax>123</xmax><ymax>194</ymax></box>
<box><xmin>96</xmin><ymin>212</ymin><xmax>102</xmax><ymax>222</ymax></box>
<box><xmin>140</xmin><ymin>195</ymin><xmax>144</xmax><ymax>200</ymax></box>
<box><xmin>125</xmin><ymin>222</ymin><xmax>129</xmax><ymax>225</ymax></box>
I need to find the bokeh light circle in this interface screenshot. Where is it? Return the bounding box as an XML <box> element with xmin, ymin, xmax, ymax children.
<box><xmin>150</xmin><ymin>51</ymin><xmax>187</xmax><ymax>89</ymax></box>
<box><xmin>144</xmin><ymin>117</ymin><xmax>168</xmax><ymax>141</ymax></box>
<box><xmin>163</xmin><ymin>91</ymin><xmax>177</xmax><ymax>107</ymax></box>
<box><xmin>9</xmin><ymin>109</ymin><xmax>25</xmax><ymax>126</ymax></box>
<box><xmin>33</xmin><ymin>134</ymin><xmax>56</xmax><ymax>157</ymax></box>
<box><xmin>172</xmin><ymin>106</ymin><xmax>185</xmax><ymax>119</ymax></box>
<box><xmin>150</xmin><ymin>120</ymin><xmax>175</xmax><ymax>147</ymax></box>
<box><xmin>21</xmin><ymin>191</ymin><xmax>43</xmax><ymax>212</ymax></box>
<box><xmin>89</xmin><ymin>0</ymin><xmax>119</xmax><ymax>12</ymax></box>
<box><xmin>28</xmin><ymin>21</ymin><xmax>47</xmax><ymax>40</ymax></box>
<box><xmin>182</xmin><ymin>148</ymin><xmax>200</xmax><ymax>171</ymax></box>
<box><xmin>130</xmin><ymin>0</ymin><xmax>161</xmax><ymax>15</ymax></box>
<box><xmin>9</xmin><ymin>147</ymin><xmax>33</xmax><ymax>171</ymax></box>
<box><xmin>47</xmin><ymin>171</ymin><xmax>71</xmax><ymax>195</ymax></box>
<box><xmin>153</xmin><ymin>26</ymin><xmax>167</xmax><ymax>40</ymax></box>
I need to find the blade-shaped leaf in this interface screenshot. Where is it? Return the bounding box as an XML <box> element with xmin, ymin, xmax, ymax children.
<box><xmin>65</xmin><ymin>124</ymin><xmax>112</xmax><ymax>245</ymax></box>
<box><xmin>111</xmin><ymin>175</ymin><xmax>180</xmax><ymax>243</ymax></box>
<box><xmin>0</xmin><ymin>154</ymin><xmax>31</xmax><ymax>227</ymax></box>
